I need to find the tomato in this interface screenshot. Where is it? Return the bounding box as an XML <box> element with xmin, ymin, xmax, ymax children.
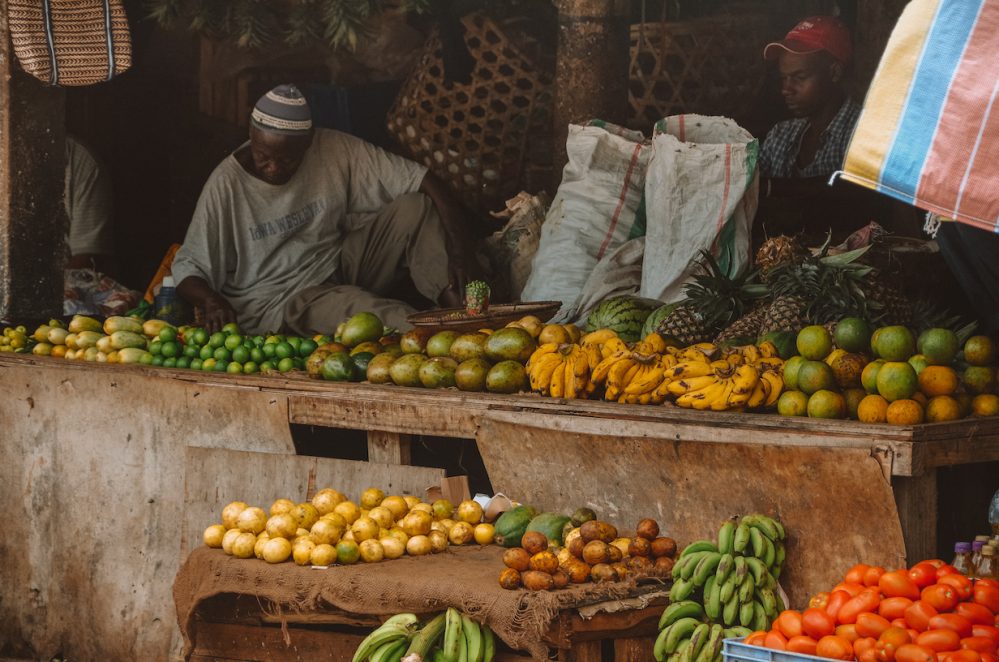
<box><xmin>961</xmin><ymin>637</ymin><xmax>998</xmax><ymax>655</ymax></box>
<box><xmin>937</xmin><ymin>565</ymin><xmax>959</xmax><ymax>579</ymax></box>
<box><xmin>938</xmin><ymin>574</ymin><xmax>974</xmax><ymax>601</ymax></box>
<box><xmin>863</xmin><ymin>649</ymin><xmax>884</xmax><ymax>662</ymax></box>
<box><xmin>957</xmin><ymin>604</ymin><xmax>997</xmax><ymax>627</ymax></box>
<box><xmin>859</xmin><ymin>614</ymin><xmax>895</xmax><ymax>639</ymax></box>
<box><xmin>981</xmin><ymin>654</ymin><xmax>999</xmax><ymax>662</ymax></box>
<box><xmin>787</xmin><ymin>636</ymin><xmax>819</xmax><ymax>655</ymax></box>
<box><xmin>894</xmin><ymin>619</ymin><xmax>912</xmax><ymax>629</ymax></box>
<box><xmin>777</xmin><ymin>611</ymin><xmax>804</xmax><ymax>639</ymax></box>
<box><xmin>838</xmin><ymin>624</ymin><xmax>861</xmax><ymax>643</ymax></box>
<box><xmin>930</xmin><ymin>615</ymin><xmax>974</xmax><ymax>639</ymax></box>
<box><xmin>804</xmin><ymin>608</ymin><xmax>839</xmax><ymax>639</ymax></box>
<box><xmin>828</xmin><ymin>591</ymin><xmax>854</xmax><ymax>620</ymax></box>
<box><xmin>884</xmin><ymin>572</ymin><xmax>925</xmax><ymax>600</ymax></box>
<box><xmin>883</xmin><ymin>598</ymin><xmax>917</xmax><ymax>620</ymax></box>
<box><xmin>974</xmin><ymin>585</ymin><xmax>999</xmax><ymax>614</ymax></box>
<box><xmin>841</xmin><ymin>590</ymin><xmax>884</xmax><ymax>625</ymax></box>
<box><xmin>857</xmin><ymin>637</ymin><xmax>879</xmax><ymax>656</ymax></box>
<box><xmin>811</xmin><ymin>592</ymin><xmax>831</xmax><ymax>610</ymax></box>
<box><xmin>916</xmin><ymin>629</ymin><xmax>961</xmax><ymax>652</ymax></box>
<box><xmin>912</xmin><ymin>563</ymin><xmax>942</xmax><ymax>589</ymax></box>
<box><xmin>765</xmin><ymin>630</ymin><xmax>789</xmax><ymax>651</ymax></box>
<box><xmin>906</xmin><ymin>601</ymin><xmax>941</xmax><ymax>631</ymax></box>
<box><xmin>895</xmin><ymin>644</ymin><xmax>940</xmax><ymax>662</ymax></box>
<box><xmin>818</xmin><ymin>635</ymin><xmax>857</xmax><ymax>660</ymax></box>
<box><xmin>972</xmin><ymin>625</ymin><xmax>999</xmax><ymax>644</ymax></box>
<box><xmin>879</xmin><ymin>628</ymin><xmax>915</xmax><ymax>662</ymax></box>
<box><xmin>746</xmin><ymin>630</ymin><xmax>768</xmax><ymax>647</ymax></box>
<box><xmin>835</xmin><ymin>582</ymin><xmax>869</xmax><ymax>598</ymax></box>
<box><xmin>865</xmin><ymin>567</ymin><xmax>888</xmax><ymax>587</ymax></box>
<box><xmin>976</xmin><ymin>580</ymin><xmax>999</xmax><ymax>591</ymax></box>
<box><xmin>847</xmin><ymin>565</ymin><xmax>874</xmax><ymax>584</ymax></box>
<box><xmin>947</xmin><ymin>650</ymin><xmax>982</xmax><ymax>662</ymax></box>
<box><xmin>923</xmin><ymin>585</ymin><xmax>961</xmax><ymax>613</ymax></box>
<box><xmin>922</xmin><ymin>560</ymin><xmax>947</xmax><ymax>569</ymax></box>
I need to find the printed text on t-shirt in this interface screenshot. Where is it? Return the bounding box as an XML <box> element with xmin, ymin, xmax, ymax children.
<box><xmin>249</xmin><ymin>200</ymin><xmax>328</xmax><ymax>241</ymax></box>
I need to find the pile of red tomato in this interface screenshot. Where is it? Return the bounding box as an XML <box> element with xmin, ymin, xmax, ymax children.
<box><xmin>743</xmin><ymin>560</ymin><xmax>999</xmax><ymax>662</ymax></box>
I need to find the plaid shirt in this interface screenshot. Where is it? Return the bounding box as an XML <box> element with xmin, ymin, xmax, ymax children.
<box><xmin>759</xmin><ymin>97</ymin><xmax>861</xmax><ymax>178</ymax></box>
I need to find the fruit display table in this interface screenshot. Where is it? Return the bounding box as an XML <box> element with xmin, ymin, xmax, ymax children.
<box><xmin>2</xmin><ymin>353</ymin><xmax>997</xmax><ymax>660</ymax></box>
<box><xmin>174</xmin><ymin>545</ymin><xmax>669</xmax><ymax>662</ymax></box>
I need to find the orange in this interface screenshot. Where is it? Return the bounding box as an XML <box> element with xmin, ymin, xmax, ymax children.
<box><xmin>797</xmin><ymin>360</ymin><xmax>836</xmax><ymax>395</ymax></box>
<box><xmin>907</xmin><ymin>354</ymin><xmax>929</xmax><ymax>375</ymax></box>
<box><xmin>808</xmin><ymin>390</ymin><xmax>847</xmax><ymax>419</ymax></box>
<box><xmin>911</xmin><ymin>391</ymin><xmax>928</xmax><ymax>407</ymax></box>
<box><xmin>917</xmin><ymin>328</ymin><xmax>959</xmax><ymax>365</ymax></box>
<box><xmin>857</xmin><ymin>394</ymin><xmax>889</xmax><ymax>424</ymax></box>
<box><xmin>876</xmin><ymin>361</ymin><xmax>918</xmax><ymax>402</ymax></box>
<box><xmin>872</xmin><ymin>326</ymin><xmax>916</xmax><ymax>362</ymax></box>
<box><xmin>777</xmin><ymin>390</ymin><xmax>809</xmax><ymax>417</ymax></box>
<box><xmin>843</xmin><ymin>388</ymin><xmax>867</xmax><ymax>419</ymax></box>
<box><xmin>963</xmin><ymin>335</ymin><xmax>996</xmax><ymax>366</ymax></box>
<box><xmin>798</xmin><ymin>325</ymin><xmax>834</xmax><ymax>361</ymax></box>
<box><xmin>782</xmin><ymin>356</ymin><xmax>806</xmax><ymax>391</ymax></box>
<box><xmin>917</xmin><ymin>365</ymin><xmax>958</xmax><ymax>396</ymax></box>
<box><xmin>831</xmin><ymin>353</ymin><xmax>867</xmax><ymax>388</ymax></box>
<box><xmin>971</xmin><ymin>393</ymin><xmax>999</xmax><ymax>417</ymax></box>
<box><xmin>861</xmin><ymin>360</ymin><xmax>885</xmax><ymax>394</ymax></box>
<box><xmin>886</xmin><ymin>399</ymin><xmax>925</xmax><ymax>426</ymax></box>
<box><xmin>925</xmin><ymin>395</ymin><xmax>962</xmax><ymax>423</ymax></box>
<box><xmin>962</xmin><ymin>365</ymin><xmax>996</xmax><ymax>394</ymax></box>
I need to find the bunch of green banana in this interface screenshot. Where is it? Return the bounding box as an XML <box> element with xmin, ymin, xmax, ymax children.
<box><xmin>653</xmin><ymin>603</ymin><xmax>752</xmax><ymax>662</ymax></box>
<box><xmin>353</xmin><ymin>613</ymin><xmax>419</xmax><ymax>662</ymax></box>
<box><xmin>400</xmin><ymin>608</ymin><xmax>496</xmax><ymax>662</ymax></box>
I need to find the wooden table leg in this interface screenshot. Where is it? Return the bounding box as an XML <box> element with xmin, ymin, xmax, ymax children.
<box><xmin>893</xmin><ymin>468</ymin><xmax>938</xmax><ymax>564</ymax></box>
<box><xmin>367</xmin><ymin>430</ymin><xmax>413</xmax><ymax>465</ymax></box>
<box><xmin>615</xmin><ymin>636</ymin><xmax>656</xmax><ymax>661</ymax></box>
<box><xmin>559</xmin><ymin>640</ymin><xmax>602</xmax><ymax>662</ymax></box>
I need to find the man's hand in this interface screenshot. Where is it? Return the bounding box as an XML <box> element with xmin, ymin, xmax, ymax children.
<box><xmin>177</xmin><ymin>276</ymin><xmax>237</xmax><ymax>333</ymax></box>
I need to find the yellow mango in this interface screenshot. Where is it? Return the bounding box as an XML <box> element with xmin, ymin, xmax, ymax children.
<box><xmin>103</xmin><ymin>316</ymin><xmax>143</xmax><ymax>335</ymax></box>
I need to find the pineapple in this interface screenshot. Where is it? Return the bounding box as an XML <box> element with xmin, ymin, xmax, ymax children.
<box><xmin>755</xmin><ymin>235</ymin><xmax>807</xmax><ymax>283</ymax></box>
<box><xmin>759</xmin><ymin>294</ymin><xmax>810</xmax><ymax>336</ymax></box>
<box><xmin>865</xmin><ymin>279</ymin><xmax>913</xmax><ymax>327</ymax></box>
<box><xmin>464</xmin><ymin>280</ymin><xmax>490</xmax><ymax>316</ymax></box>
<box><xmin>715</xmin><ymin>304</ymin><xmax>768</xmax><ymax>342</ymax></box>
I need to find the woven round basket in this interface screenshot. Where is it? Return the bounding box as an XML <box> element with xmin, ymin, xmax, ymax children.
<box><xmin>8</xmin><ymin>0</ymin><xmax>132</xmax><ymax>87</ymax></box>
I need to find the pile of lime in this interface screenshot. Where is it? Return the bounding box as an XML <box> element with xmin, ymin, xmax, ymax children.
<box><xmin>143</xmin><ymin>323</ymin><xmax>318</xmax><ymax>375</ymax></box>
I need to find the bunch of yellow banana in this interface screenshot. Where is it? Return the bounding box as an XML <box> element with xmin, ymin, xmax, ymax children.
<box><xmin>660</xmin><ymin>358</ymin><xmax>783</xmax><ymax>411</ymax></box>
<box><xmin>587</xmin><ymin>333</ymin><xmax>679</xmax><ymax>405</ymax></box>
<box><xmin>580</xmin><ymin>329</ymin><xmax>629</xmax><ymax>372</ymax></box>
<box><xmin>526</xmin><ymin>342</ymin><xmax>590</xmax><ymax>399</ymax></box>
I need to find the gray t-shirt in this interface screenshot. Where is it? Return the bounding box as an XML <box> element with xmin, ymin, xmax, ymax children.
<box><xmin>65</xmin><ymin>136</ymin><xmax>114</xmax><ymax>257</ymax></box>
<box><xmin>172</xmin><ymin>129</ymin><xmax>427</xmax><ymax>334</ymax></box>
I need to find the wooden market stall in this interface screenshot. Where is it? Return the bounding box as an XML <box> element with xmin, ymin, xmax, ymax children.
<box><xmin>2</xmin><ymin>353</ymin><xmax>997</xmax><ymax>660</ymax></box>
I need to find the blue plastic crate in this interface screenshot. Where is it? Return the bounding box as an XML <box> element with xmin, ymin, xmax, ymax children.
<box><xmin>724</xmin><ymin>638</ymin><xmax>833</xmax><ymax>662</ymax></box>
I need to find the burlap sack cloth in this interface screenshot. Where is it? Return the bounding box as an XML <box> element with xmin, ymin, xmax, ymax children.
<box><xmin>174</xmin><ymin>545</ymin><xmax>666</xmax><ymax>660</ymax></box>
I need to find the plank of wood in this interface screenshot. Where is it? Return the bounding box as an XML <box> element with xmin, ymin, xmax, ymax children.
<box><xmin>546</xmin><ymin>601</ymin><xmax>666</xmax><ymax>644</ymax></box>
<box><xmin>893</xmin><ymin>470</ymin><xmax>938</xmax><ymax>566</ymax></box>
<box><xmin>559</xmin><ymin>640</ymin><xmax>602</xmax><ymax>662</ymax></box>
<box><xmin>367</xmin><ymin>430</ymin><xmax>412</xmax><ymax>465</ymax></box>
<box><xmin>614</xmin><ymin>637</ymin><xmax>657</xmax><ymax>662</ymax></box>
<box><xmin>182</xmin><ymin>447</ymin><xmax>444</xmax><ymax>560</ymax></box>
<box><xmin>191</xmin><ymin>621</ymin><xmax>365</xmax><ymax>662</ymax></box>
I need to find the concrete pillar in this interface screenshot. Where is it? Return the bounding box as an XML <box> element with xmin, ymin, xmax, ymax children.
<box><xmin>0</xmin><ymin>9</ymin><xmax>66</xmax><ymax>322</ymax></box>
<box><xmin>552</xmin><ymin>0</ymin><xmax>630</xmax><ymax>182</ymax></box>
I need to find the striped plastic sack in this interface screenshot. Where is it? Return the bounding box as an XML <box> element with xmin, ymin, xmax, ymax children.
<box><xmin>639</xmin><ymin>114</ymin><xmax>759</xmax><ymax>303</ymax></box>
<box><xmin>521</xmin><ymin>121</ymin><xmax>650</xmax><ymax>322</ymax></box>
<box><xmin>838</xmin><ymin>0</ymin><xmax>999</xmax><ymax>233</ymax></box>
<box><xmin>8</xmin><ymin>0</ymin><xmax>131</xmax><ymax>87</ymax></box>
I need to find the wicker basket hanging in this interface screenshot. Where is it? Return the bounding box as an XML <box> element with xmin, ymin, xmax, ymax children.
<box><xmin>8</xmin><ymin>0</ymin><xmax>132</xmax><ymax>87</ymax></box>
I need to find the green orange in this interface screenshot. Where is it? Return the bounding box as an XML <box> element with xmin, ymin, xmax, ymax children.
<box><xmin>797</xmin><ymin>325</ymin><xmax>833</xmax><ymax>361</ymax></box>
<box><xmin>917</xmin><ymin>328</ymin><xmax>959</xmax><ymax>366</ymax></box>
<box><xmin>807</xmin><ymin>389</ymin><xmax>846</xmax><ymax>419</ymax></box>
<box><xmin>834</xmin><ymin>318</ymin><xmax>873</xmax><ymax>354</ymax></box>
<box><xmin>777</xmin><ymin>391</ymin><xmax>808</xmax><ymax>417</ymax></box>
<box><xmin>796</xmin><ymin>360</ymin><xmax>836</xmax><ymax>395</ymax></box>
<box><xmin>875</xmin><ymin>361</ymin><xmax>918</xmax><ymax>402</ymax></box>
<box><xmin>871</xmin><ymin>325</ymin><xmax>915</xmax><ymax>362</ymax></box>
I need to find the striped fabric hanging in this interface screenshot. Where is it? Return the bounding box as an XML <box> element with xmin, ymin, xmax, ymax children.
<box><xmin>835</xmin><ymin>0</ymin><xmax>999</xmax><ymax>233</ymax></box>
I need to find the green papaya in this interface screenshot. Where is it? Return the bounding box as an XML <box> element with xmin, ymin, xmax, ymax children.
<box><xmin>493</xmin><ymin>505</ymin><xmax>538</xmax><ymax>547</ymax></box>
<box><xmin>526</xmin><ymin>512</ymin><xmax>573</xmax><ymax>545</ymax></box>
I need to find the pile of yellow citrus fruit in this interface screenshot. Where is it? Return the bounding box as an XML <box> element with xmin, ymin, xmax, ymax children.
<box><xmin>203</xmin><ymin>487</ymin><xmax>495</xmax><ymax>566</ymax></box>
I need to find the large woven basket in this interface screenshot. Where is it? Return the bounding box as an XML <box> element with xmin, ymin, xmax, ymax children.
<box><xmin>8</xmin><ymin>0</ymin><xmax>131</xmax><ymax>86</ymax></box>
<box><xmin>387</xmin><ymin>13</ymin><xmax>554</xmax><ymax>213</ymax></box>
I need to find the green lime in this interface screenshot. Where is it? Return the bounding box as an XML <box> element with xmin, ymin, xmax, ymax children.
<box><xmin>242</xmin><ymin>339</ymin><xmax>254</xmax><ymax>350</ymax></box>
<box><xmin>190</xmin><ymin>328</ymin><xmax>208</xmax><ymax>346</ymax></box>
<box><xmin>260</xmin><ymin>360</ymin><xmax>275</xmax><ymax>372</ymax></box>
<box><xmin>149</xmin><ymin>340</ymin><xmax>163</xmax><ymax>356</ymax></box>
<box><xmin>287</xmin><ymin>336</ymin><xmax>302</xmax><ymax>351</ymax></box>
<box><xmin>262</xmin><ymin>343</ymin><xmax>277</xmax><ymax>359</ymax></box>
<box><xmin>243</xmin><ymin>361</ymin><xmax>259</xmax><ymax>374</ymax></box>
<box><xmin>208</xmin><ymin>332</ymin><xmax>226</xmax><ymax>348</ymax></box>
<box><xmin>250</xmin><ymin>347</ymin><xmax>265</xmax><ymax>363</ymax></box>
<box><xmin>275</xmin><ymin>342</ymin><xmax>293</xmax><ymax>360</ymax></box>
<box><xmin>224</xmin><ymin>334</ymin><xmax>243</xmax><ymax>351</ymax></box>
<box><xmin>201</xmin><ymin>358</ymin><xmax>217</xmax><ymax>371</ymax></box>
<box><xmin>139</xmin><ymin>353</ymin><xmax>154</xmax><ymax>365</ymax></box>
<box><xmin>265</xmin><ymin>335</ymin><xmax>283</xmax><ymax>345</ymax></box>
<box><xmin>226</xmin><ymin>362</ymin><xmax>243</xmax><ymax>374</ymax></box>
<box><xmin>298</xmin><ymin>339</ymin><xmax>318</xmax><ymax>358</ymax></box>
<box><xmin>231</xmin><ymin>346</ymin><xmax>250</xmax><ymax>364</ymax></box>
<box><xmin>183</xmin><ymin>344</ymin><xmax>198</xmax><ymax>358</ymax></box>
<box><xmin>162</xmin><ymin>356</ymin><xmax>177</xmax><ymax>368</ymax></box>
<box><xmin>214</xmin><ymin>360</ymin><xmax>229</xmax><ymax>372</ymax></box>
<box><xmin>159</xmin><ymin>327</ymin><xmax>178</xmax><ymax>342</ymax></box>
<box><xmin>213</xmin><ymin>347</ymin><xmax>231</xmax><ymax>362</ymax></box>
<box><xmin>221</xmin><ymin>322</ymin><xmax>241</xmax><ymax>335</ymax></box>
<box><xmin>151</xmin><ymin>355</ymin><xmax>164</xmax><ymax>366</ymax></box>
<box><xmin>176</xmin><ymin>356</ymin><xmax>191</xmax><ymax>369</ymax></box>
<box><xmin>252</xmin><ymin>335</ymin><xmax>265</xmax><ymax>347</ymax></box>
<box><xmin>161</xmin><ymin>341</ymin><xmax>181</xmax><ymax>359</ymax></box>
<box><xmin>277</xmin><ymin>357</ymin><xmax>295</xmax><ymax>373</ymax></box>
<box><xmin>293</xmin><ymin>357</ymin><xmax>305</xmax><ymax>370</ymax></box>
<box><xmin>190</xmin><ymin>358</ymin><xmax>203</xmax><ymax>370</ymax></box>
<box><xmin>199</xmin><ymin>345</ymin><xmax>214</xmax><ymax>360</ymax></box>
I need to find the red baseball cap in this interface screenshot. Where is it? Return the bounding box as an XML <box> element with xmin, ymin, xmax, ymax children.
<box><xmin>764</xmin><ymin>16</ymin><xmax>853</xmax><ymax>65</ymax></box>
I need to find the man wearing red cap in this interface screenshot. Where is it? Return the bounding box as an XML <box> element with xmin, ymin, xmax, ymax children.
<box><xmin>757</xmin><ymin>16</ymin><xmax>869</xmax><ymax>241</ymax></box>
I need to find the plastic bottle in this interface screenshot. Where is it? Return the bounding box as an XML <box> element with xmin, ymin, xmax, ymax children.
<box><xmin>154</xmin><ymin>275</ymin><xmax>181</xmax><ymax>325</ymax></box>
<box><xmin>951</xmin><ymin>542</ymin><xmax>973</xmax><ymax>575</ymax></box>
<box><xmin>978</xmin><ymin>544</ymin><xmax>998</xmax><ymax>580</ymax></box>
<box><xmin>971</xmin><ymin>538</ymin><xmax>988</xmax><ymax>577</ymax></box>
<box><xmin>991</xmin><ymin>488</ymin><xmax>999</xmax><ymax>535</ymax></box>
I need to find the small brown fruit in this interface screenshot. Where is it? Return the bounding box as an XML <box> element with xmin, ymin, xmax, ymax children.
<box><xmin>565</xmin><ymin>560</ymin><xmax>591</xmax><ymax>584</ymax></box>
<box><xmin>552</xmin><ymin>570</ymin><xmax>569</xmax><ymax>589</ymax></box>
<box><xmin>582</xmin><ymin>540</ymin><xmax>610</xmax><ymax>565</ymax></box>
<box><xmin>528</xmin><ymin>550</ymin><xmax>559</xmax><ymax>574</ymax></box>
<box><xmin>521</xmin><ymin>570</ymin><xmax>555</xmax><ymax>591</ymax></box>
<box><xmin>590</xmin><ymin>563</ymin><xmax>617</xmax><ymax>583</ymax></box>
<box><xmin>636</xmin><ymin>518</ymin><xmax>660</xmax><ymax>541</ymax></box>
<box><xmin>580</xmin><ymin>520</ymin><xmax>617</xmax><ymax>544</ymax></box>
<box><xmin>521</xmin><ymin>531</ymin><xmax>549</xmax><ymax>555</ymax></box>
<box><xmin>498</xmin><ymin>568</ymin><xmax>522</xmax><ymax>590</ymax></box>
<box><xmin>607</xmin><ymin>544</ymin><xmax>623</xmax><ymax>563</ymax></box>
<box><xmin>628</xmin><ymin>537</ymin><xmax>652</xmax><ymax>557</ymax></box>
<box><xmin>503</xmin><ymin>547</ymin><xmax>531</xmax><ymax>571</ymax></box>
<box><xmin>654</xmin><ymin>556</ymin><xmax>676</xmax><ymax>575</ymax></box>
<box><xmin>650</xmin><ymin>537</ymin><xmax>677</xmax><ymax>559</ymax></box>
<box><xmin>628</xmin><ymin>555</ymin><xmax>654</xmax><ymax>574</ymax></box>
<box><xmin>568</xmin><ymin>536</ymin><xmax>585</xmax><ymax>559</ymax></box>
